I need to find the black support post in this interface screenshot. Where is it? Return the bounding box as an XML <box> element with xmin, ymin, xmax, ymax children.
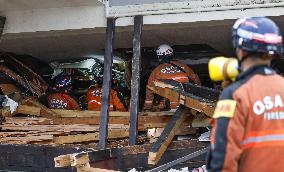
<box><xmin>98</xmin><ymin>18</ymin><xmax>116</xmax><ymax>149</ymax></box>
<box><xmin>129</xmin><ymin>15</ymin><xmax>143</xmax><ymax>146</ymax></box>
<box><xmin>0</xmin><ymin>16</ymin><xmax>6</xmax><ymax>41</ymax></box>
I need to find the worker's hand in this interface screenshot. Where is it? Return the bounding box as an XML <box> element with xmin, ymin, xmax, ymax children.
<box><xmin>192</xmin><ymin>165</ymin><xmax>207</xmax><ymax>172</ymax></box>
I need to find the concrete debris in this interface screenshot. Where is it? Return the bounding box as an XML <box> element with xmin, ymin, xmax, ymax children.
<box><xmin>191</xmin><ymin>165</ymin><xmax>207</xmax><ymax>172</ymax></box>
<box><xmin>128</xmin><ymin>167</ymin><xmax>191</xmax><ymax>172</ymax></box>
<box><xmin>3</xmin><ymin>95</ymin><xmax>18</xmax><ymax>113</ymax></box>
<box><xmin>168</xmin><ymin>167</ymin><xmax>189</xmax><ymax>172</ymax></box>
<box><xmin>198</xmin><ymin>131</ymin><xmax>210</xmax><ymax>142</ymax></box>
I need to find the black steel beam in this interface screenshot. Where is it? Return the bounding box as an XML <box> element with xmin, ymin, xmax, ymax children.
<box><xmin>0</xmin><ymin>16</ymin><xmax>6</xmax><ymax>41</ymax></box>
<box><xmin>146</xmin><ymin>147</ymin><xmax>209</xmax><ymax>172</ymax></box>
<box><xmin>99</xmin><ymin>18</ymin><xmax>116</xmax><ymax>149</ymax></box>
<box><xmin>129</xmin><ymin>15</ymin><xmax>143</xmax><ymax>146</ymax></box>
<box><xmin>148</xmin><ymin>105</ymin><xmax>191</xmax><ymax>165</ymax></box>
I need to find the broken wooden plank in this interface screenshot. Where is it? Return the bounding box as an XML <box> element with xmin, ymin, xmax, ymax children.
<box><xmin>3</xmin><ymin>115</ymin><xmax>189</xmax><ymax>132</ymax></box>
<box><xmin>3</xmin><ymin>115</ymin><xmax>188</xmax><ymax>130</ymax></box>
<box><xmin>55</xmin><ymin>152</ymin><xmax>120</xmax><ymax>172</ymax></box>
<box><xmin>21</xmin><ymin>97</ymin><xmax>57</xmax><ymax>117</ymax></box>
<box><xmin>54</xmin><ymin>152</ymin><xmax>89</xmax><ymax>167</ymax></box>
<box><xmin>0</xmin><ymin>84</ymin><xmax>23</xmax><ymax>102</ymax></box>
<box><xmin>3</xmin><ymin>117</ymin><xmax>53</xmax><ymax>125</ymax></box>
<box><xmin>148</xmin><ymin>105</ymin><xmax>191</xmax><ymax>165</ymax></box>
<box><xmin>52</xmin><ymin>109</ymin><xmax>174</xmax><ymax>117</ymax></box>
<box><xmin>3</xmin><ymin>53</ymin><xmax>48</xmax><ymax>91</ymax></box>
<box><xmin>1</xmin><ymin>107</ymin><xmax>12</xmax><ymax>117</ymax></box>
<box><xmin>54</xmin><ymin>154</ymin><xmax>73</xmax><ymax>167</ymax></box>
<box><xmin>149</xmin><ymin>80</ymin><xmax>216</xmax><ymax>117</ymax></box>
<box><xmin>16</xmin><ymin>105</ymin><xmax>41</xmax><ymax>116</ymax></box>
<box><xmin>0</xmin><ymin>124</ymin><xmax>127</xmax><ymax>132</ymax></box>
<box><xmin>52</xmin><ymin>109</ymin><xmax>130</xmax><ymax>117</ymax></box>
<box><xmin>0</xmin><ymin>134</ymin><xmax>54</xmax><ymax>143</ymax></box>
<box><xmin>0</xmin><ymin>124</ymin><xmax>101</xmax><ymax>132</ymax></box>
<box><xmin>53</xmin><ymin>128</ymin><xmax>129</xmax><ymax>144</ymax></box>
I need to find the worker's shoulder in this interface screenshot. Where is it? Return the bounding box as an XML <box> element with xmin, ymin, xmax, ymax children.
<box><xmin>219</xmin><ymin>80</ymin><xmax>245</xmax><ymax>100</ymax></box>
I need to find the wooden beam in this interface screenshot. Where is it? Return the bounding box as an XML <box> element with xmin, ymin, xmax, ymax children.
<box><xmin>52</xmin><ymin>109</ymin><xmax>174</xmax><ymax>117</ymax></box>
<box><xmin>16</xmin><ymin>105</ymin><xmax>41</xmax><ymax>116</ymax></box>
<box><xmin>21</xmin><ymin>97</ymin><xmax>57</xmax><ymax>117</ymax></box>
<box><xmin>55</xmin><ymin>152</ymin><xmax>89</xmax><ymax>167</ymax></box>
<box><xmin>148</xmin><ymin>105</ymin><xmax>190</xmax><ymax>165</ymax></box>
<box><xmin>54</xmin><ymin>154</ymin><xmax>72</xmax><ymax>167</ymax></box>
<box><xmin>150</xmin><ymin>80</ymin><xmax>216</xmax><ymax>117</ymax></box>
<box><xmin>0</xmin><ymin>16</ymin><xmax>5</xmax><ymax>41</ymax></box>
<box><xmin>99</xmin><ymin>18</ymin><xmax>116</xmax><ymax>149</ymax></box>
<box><xmin>55</xmin><ymin>152</ymin><xmax>120</xmax><ymax>172</ymax></box>
<box><xmin>53</xmin><ymin>109</ymin><xmax>130</xmax><ymax>117</ymax></box>
<box><xmin>9</xmin><ymin>105</ymin><xmax>175</xmax><ymax>118</ymax></box>
<box><xmin>54</xmin><ymin>127</ymin><xmax>129</xmax><ymax>144</ymax></box>
<box><xmin>129</xmin><ymin>15</ymin><xmax>143</xmax><ymax>146</ymax></box>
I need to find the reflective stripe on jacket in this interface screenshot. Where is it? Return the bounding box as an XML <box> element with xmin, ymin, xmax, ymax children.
<box><xmin>47</xmin><ymin>93</ymin><xmax>80</xmax><ymax>110</ymax></box>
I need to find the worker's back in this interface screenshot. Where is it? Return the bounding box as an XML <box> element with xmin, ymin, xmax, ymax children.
<box><xmin>212</xmin><ymin>65</ymin><xmax>284</xmax><ymax>172</ymax></box>
<box><xmin>144</xmin><ymin>60</ymin><xmax>200</xmax><ymax>111</ymax></box>
<box><xmin>87</xmin><ymin>87</ymin><xmax>127</xmax><ymax>112</ymax></box>
<box><xmin>147</xmin><ymin>61</ymin><xmax>200</xmax><ymax>86</ymax></box>
<box><xmin>47</xmin><ymin>93</ymin><xmax>80</xmax><ymax>110</ymax></box>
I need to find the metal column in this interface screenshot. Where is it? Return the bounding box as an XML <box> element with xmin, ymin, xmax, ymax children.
<box><xmin>98</xmin><ymin>18</ymin><xmax>116</xmax><ymax>149</ymax></box>
<box><xmin>129</xmin><ymin>15</ymin><xmax>143</xmax><ymax>146</ymax></box>
<box><xmin>0</xmin><ymin>16</ymin><xmax>6</xmax><ymax>41</ymax></box>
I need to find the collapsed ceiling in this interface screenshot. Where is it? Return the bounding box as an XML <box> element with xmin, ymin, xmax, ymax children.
<box><xmin>0</xmin><ymin>14</ymin><xmax>284</xmax><ymax>61</ymax></box>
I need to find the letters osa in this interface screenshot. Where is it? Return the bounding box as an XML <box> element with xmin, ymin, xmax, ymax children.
<box><xmin>253</xmin><ymin>94</ymin><xmax>284</xmax><ymax>120</ymax></box>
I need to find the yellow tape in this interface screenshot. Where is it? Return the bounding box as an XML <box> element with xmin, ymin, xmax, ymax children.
<box><xmin>213</xmin><ymin>100</ymin><xmax>237</xmax><ymax>118</ymax></box>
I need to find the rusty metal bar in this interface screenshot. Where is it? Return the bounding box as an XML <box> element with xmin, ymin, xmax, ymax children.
<box><xmin>129</xmin><ymin>15</ymin><xmax>143</xmax><ymax>146</ymax></box>
<box><xmin>0</xmin><ymin>16</ymin><xmax>6</xmax><ymax>41</ymax></box>
<box><xmin>99</xmin><ymin>18</ymin><xmax>116</xmax><ymax>149</ymax></box>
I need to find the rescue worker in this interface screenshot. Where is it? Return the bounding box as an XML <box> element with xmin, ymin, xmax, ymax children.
<box><xmin>86</xmin><ymin>78</ymin><xmax>127</xmax><ymax>112</ymax></box>
<box><xmin>144</xmin><ymin>44</ymin><xmax>201</xmax><ymax>111</ymax></box>
<box><xmin>207</xmin><ymin>17</ymin><xmax>284</xmax><ymax>172</ymax></box>
<box><xmin>47</xmin><ymin>74</ymin><xmax>81</xmax><ymax>110</ymax></box>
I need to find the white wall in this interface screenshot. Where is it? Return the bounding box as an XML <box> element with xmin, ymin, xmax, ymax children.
<box><xmin>3</xmin><ymin>5</ymin><xmax>106</xmax><ymax>34</ymax></box>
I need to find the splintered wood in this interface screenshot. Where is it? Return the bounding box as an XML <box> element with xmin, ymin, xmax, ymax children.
<box><xmin>151</xmin><ymin>80</ymin><xmax>218</xmax><ymax>117</ymax></box>
<box><xmin>0</xmin><ymin>100</ymin><xmax>209</xmax><ymax>145</ymax></box>
<box><xmin>0</xmin><ymin>117</ymin><xmax>129</xmax><ymax>144</ymax></box>
<box><xmin>54</xmin><ymin>152</ymin><xmax>120</xmax><ymax>172</ymax></box>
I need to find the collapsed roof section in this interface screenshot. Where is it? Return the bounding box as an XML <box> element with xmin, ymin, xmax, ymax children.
<box><xmin>0</xmin><ymin>0</ymin><xmax>283</xmax><ymax>60</ymax></box>
<box><xmin>106</xmin><ymin>0</ymin><xmax>284</xmax><ymax>17</ymax></box>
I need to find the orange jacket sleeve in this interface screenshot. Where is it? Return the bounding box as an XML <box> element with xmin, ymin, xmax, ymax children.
<box><xmin>111</xmin><ymin>90</ymin><xmax>127</xmax><ymax>112</ymax></box>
